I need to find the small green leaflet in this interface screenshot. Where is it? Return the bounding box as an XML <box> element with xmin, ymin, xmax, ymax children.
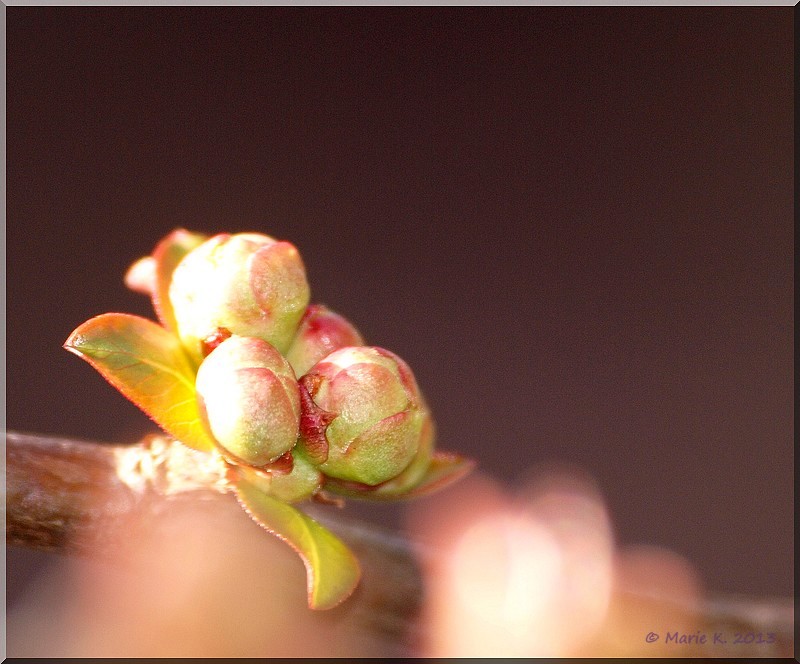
<box><xmin>234</xmin><ymin>469</ymin><xmax>361</xmax><ymax>610</ymax></box>
<box><xmin>64</xmin><ymin>312</ymin><xmax>216</xmax><ymax>452</ymax></box>
<box><xmin>403</xmin><ymin>452</ymin><xmax>475</xmax><ymax>497</ymax></box>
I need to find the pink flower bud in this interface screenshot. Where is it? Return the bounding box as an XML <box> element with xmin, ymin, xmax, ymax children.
<box><xmin>300</xmin><ymin>346</ymin><xmax>426</xmax><ymax>486</ymax></box>
<box><xmin>196</xmin><ymin>335</ymin><xmax>301</xmax><ymax>467</ymax></box>
<box><xmin>169</xmin><ymin>233</ymin><xmax>310</xmax><ymax>363</ymax></box>
<box><xmin>285</xmin><ymin>304</ymin><xmax>364</xmax><ymax>378</ymax></box>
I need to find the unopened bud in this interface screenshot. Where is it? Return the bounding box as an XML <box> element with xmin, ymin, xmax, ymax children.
<box><xmin>169</xmin><ymin>233</ymin><xmax>310</xmax><ymax>363</ymax></box>
<box><xmin>285</xmin><ymin>304</ymin><xmax>364</xmax><ymax>378</ymax></box>
<box><xmin>196</xmin><ymin>335</ymin><xmax>301</xmax><ymax>467</ymax></box>
<box><xmin>300</xmin><ymin>347</ymin><xmax>425</xmax><ymax>486</ymax></box>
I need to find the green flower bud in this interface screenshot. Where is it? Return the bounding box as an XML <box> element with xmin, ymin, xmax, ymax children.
<box><xmin>196</xmin><ymin>335</ymin><xmax>301</xmax><ymax>467</ymax></box>
<box><xmin>169</xmin><ymin>233</ymin><xmax>310</xmax><ymax>363</ymax></box>
<box><xmin>285</xmin><ymin>304</ymin><xmax>365</xmax><ymax>378</ymax></box>
<box><xmin>300</xmin><ymin>346</ymin><xmax>425</xmax><ymax>486</ymax></box>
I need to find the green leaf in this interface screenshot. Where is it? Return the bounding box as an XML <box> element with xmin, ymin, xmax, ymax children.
<box><xmin>325</xmin><ymin>451</ymin><xmax>476</xmax><ymax>501</ymax></box>
<box><xmin>152</xmin><ymin>229</ymin><xmax>207</xmax><ymax>334</ymax></box>
<box><xmin>234</xmin><ymin>470</ymin><xmax>361</xmax><ymax>610</ymax></box>
<box><xmin>64</xmin><ymin>313</ymin><xmax>215</xmax><ymax>452</ymax></box>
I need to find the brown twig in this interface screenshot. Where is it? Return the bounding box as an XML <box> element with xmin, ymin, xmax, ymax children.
<box><xmin>5</xmin><ymin>430</ymin><xmax>425</xmax><ymax>652</ymax></box>
<box><xmin>4</xmin><ymin>430</ymin><xmax>794</xmax><ymax>657</ymax></box>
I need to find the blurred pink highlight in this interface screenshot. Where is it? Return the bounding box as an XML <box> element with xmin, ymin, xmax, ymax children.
<box><xmin>409</xmin><ymin>466</ymin><xmax>702</xmax><ymax>657</ymax></box>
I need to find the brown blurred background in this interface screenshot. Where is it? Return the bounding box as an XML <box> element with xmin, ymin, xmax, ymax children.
<box><xmin>6</xmin><ymin>6</ymin><xmax>793</xmax><ymax>604</ymax></box>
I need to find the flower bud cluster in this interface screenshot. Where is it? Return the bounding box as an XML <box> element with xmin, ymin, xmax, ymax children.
<box><xmin>164</xmin><ymin>231</ymin><xmax>433</xmax><ymax>502</ymax></box>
